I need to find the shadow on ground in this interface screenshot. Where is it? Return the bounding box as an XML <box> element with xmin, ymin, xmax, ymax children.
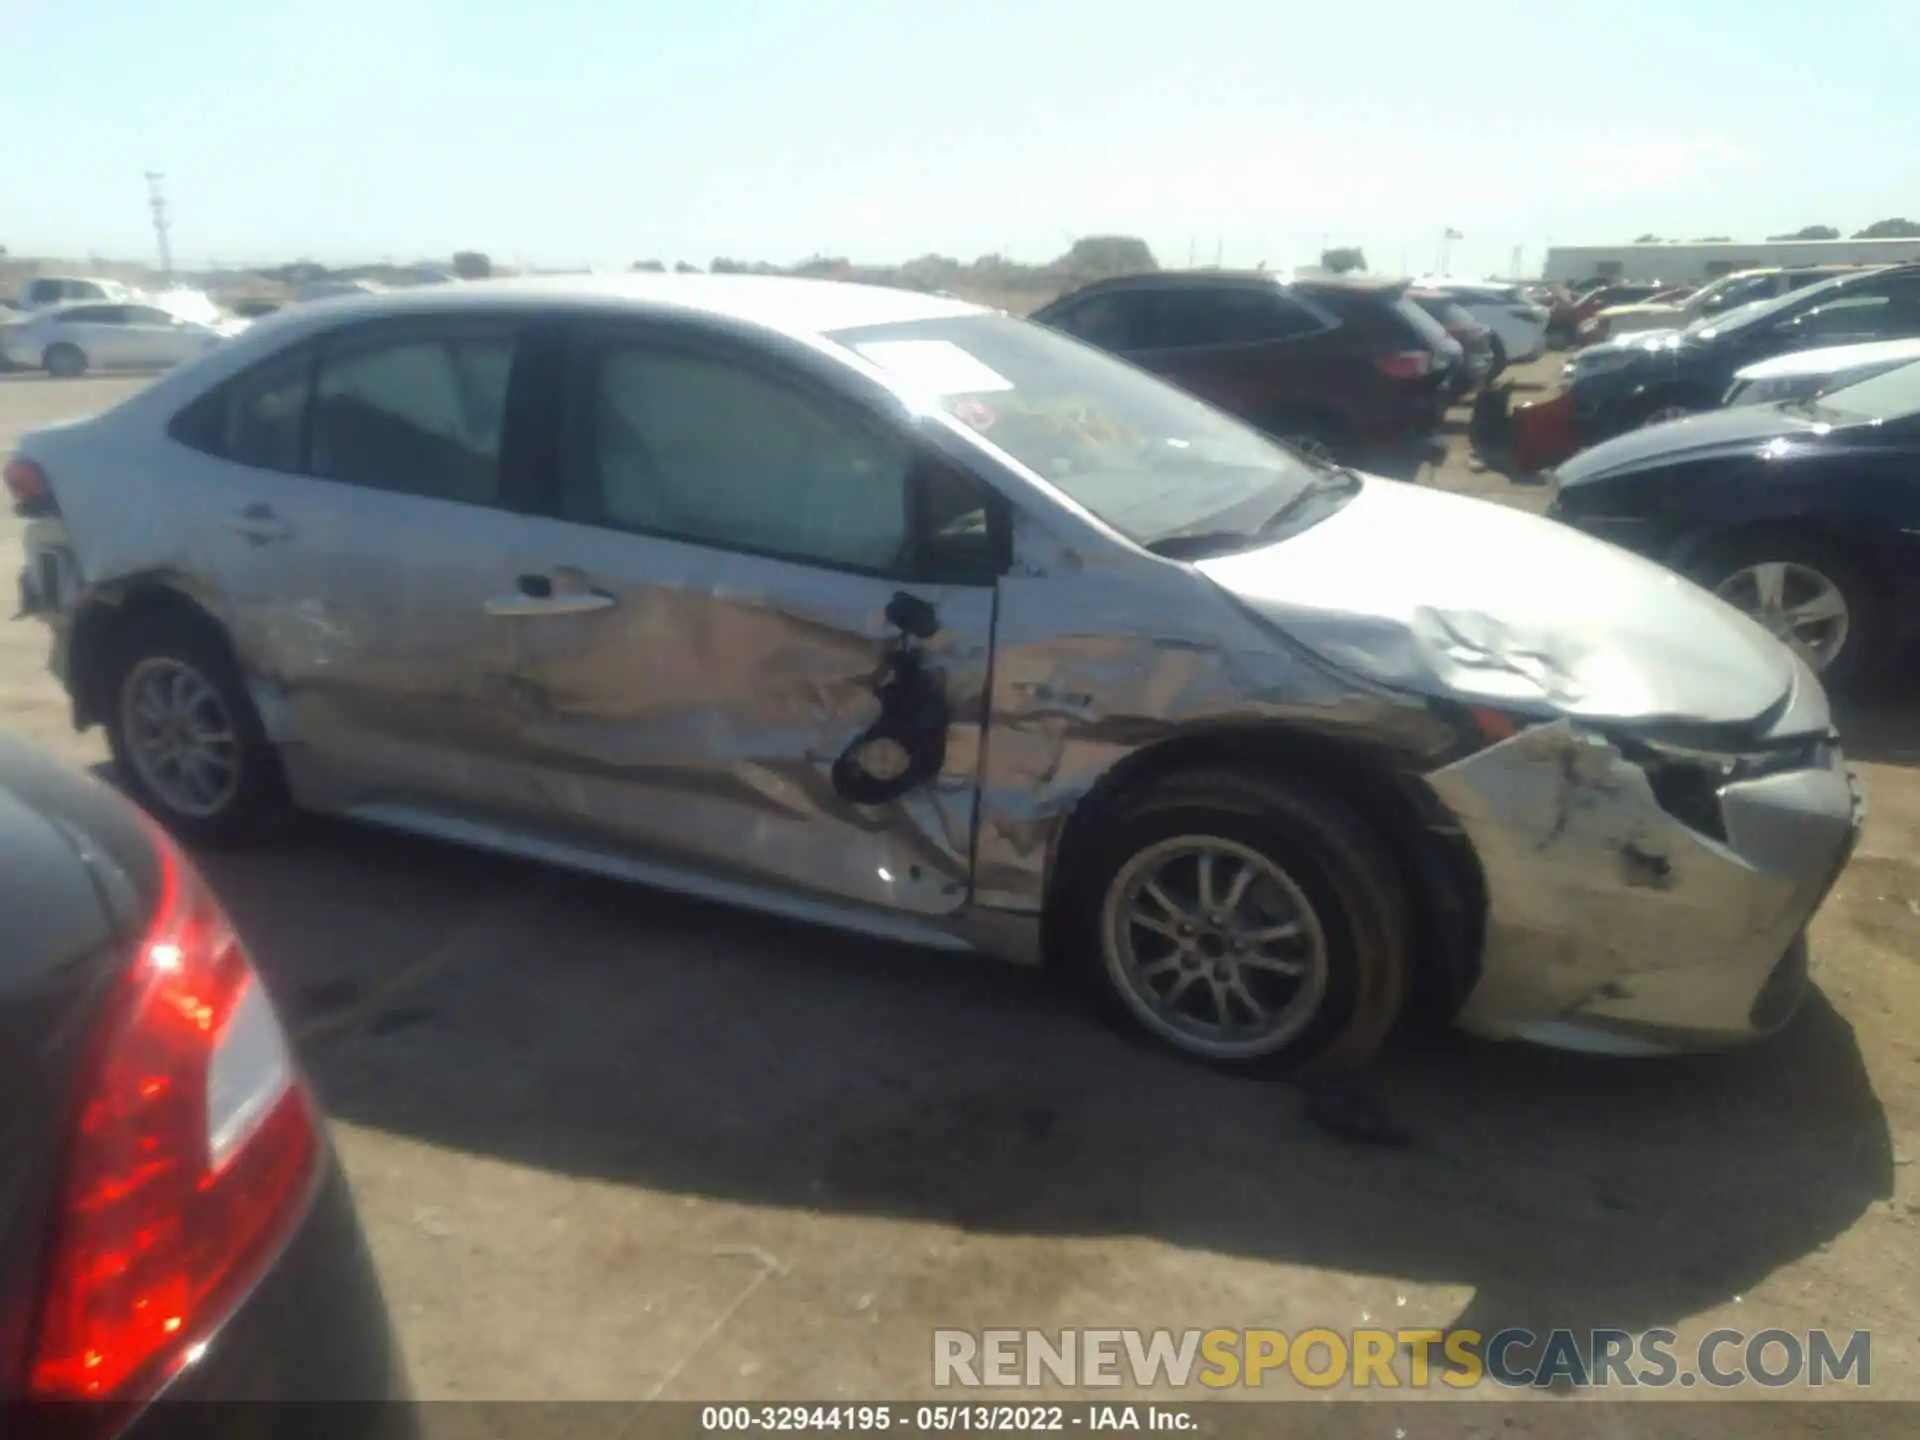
<box><xmin>187</xmin><ymin>815</ymin><xmax>1896</xmax><ymax>1346</ymax></box>
<box><xmin>1836</xmin><ymin>666</ymin><xmax>1920</xmax><ymax>769</ymax></box>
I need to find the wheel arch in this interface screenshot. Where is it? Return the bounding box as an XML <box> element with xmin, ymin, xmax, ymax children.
<box><xmin>69</xmin><ymin>576</ymin><xmax>243</xmax><ymax>730</ymax></box>
<box><xmin>1669</xmin><ymin>516</ymin><xmax>1892</xmax><ymax>601</ymax></box>
<box><xmin>1039</xmin><ymin>724</ymin><xmax>1486</xmax><ymax>1016</ymax></box>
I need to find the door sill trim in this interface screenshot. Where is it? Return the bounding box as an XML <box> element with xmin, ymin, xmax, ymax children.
<box><xmin>340</xmin><ymin>800</ymin><xmax>987</xmax><ymax>956</ymax></box>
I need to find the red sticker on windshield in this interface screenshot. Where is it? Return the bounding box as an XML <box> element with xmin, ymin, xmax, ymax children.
<box><xmin>953</xmin><ymin>398</ymin><xmax>997</xmax><ymax>430</ymax></box>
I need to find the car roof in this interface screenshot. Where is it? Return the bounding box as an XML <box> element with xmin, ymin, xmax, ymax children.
<box><xmin>1052</xmin><ymin>269</ymin><xmax>1409</xmax><ymax>300</ymax></box>
<box><xmin>266</xmin><ymin>273</ymin><xmax>986</xmax><ymax>340</ymax></box>
<box><xmin>1737</xmin><ymin>336</ymin><xmax>1920</xmax><ymax>380</ymax></box>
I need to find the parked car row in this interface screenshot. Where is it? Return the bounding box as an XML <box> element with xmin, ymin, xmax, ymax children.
<box><xmin>7</xmin><ymin>273</ymin><xmax>1863</xmax><ymax>1098</ymax></box>
<box><xmin>1577</xmin><ymin>265</ymin><xmax>1866</xmax><ymax>345</ymax></box>
<box><xmin>1413</xmin><ymin>278</ymin><xmax>1551</xmax><ymax>372</ymax></box>
<box><xmin>1030</xmin><ymin>269</ymin><xmax>1466</xmax><ymax>465</ymax></box>
<box><xmin>1487</xmin><ymin>262</ymin><xmax>1920</xmax><ymax>689</ymax></box>
<box><xmin>1</xmin><ymin>302</ymin><xmax>249</xmax><ymax>377</ymax></box>
<box><xmin>1542</xmin><ymin>263</ymin><xmax>1920</xmax><ymax>445</ymax></box>
<box><xmin>1407</xmin><ymin>289</ymin><xmax>1495</xmax><ymax>396</ymax></box>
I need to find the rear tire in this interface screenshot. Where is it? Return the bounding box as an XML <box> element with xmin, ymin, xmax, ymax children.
<box><xmin>1693</xmin><ymin>535</ymin><xmax>1879</xmax><ymax>694</ymax></box>
<box><xmin>44</xmin><ymin>343</ymin><xmax>87</xmax><ymax>379</ymax></box>
<box><xmin>1060</xmin><ymin>769</ymin><xmax>1413</xmax><ymax>1077</ymax></box>
<box><xmin>104</xmin><ymin>610</ymin><xmax>294</xmax><ymax>847</ymax></box>
<box><xmin>1486</xmin><ymin>333</ymin><xmax>1509</xmax><ymax>381</ymax></box>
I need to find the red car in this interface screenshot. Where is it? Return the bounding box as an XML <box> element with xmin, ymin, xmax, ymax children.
<box><xmin>1547</xmin><ymin>281</ymin><xmax>1678</xmax><ymax>346</ymax></box>
<box><xmin>1031</xmin><ymin>271</ymin><xmax>1460</xmax><ymax>466</ymax></box>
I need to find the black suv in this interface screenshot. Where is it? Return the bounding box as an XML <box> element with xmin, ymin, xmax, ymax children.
<box><xmin>1031</xmin><ymin>271</ymin><xmax>1460</xmax><ymax>465</ymax></box>
<box><xmin>1561</xmin><ymin>263</ymin><xmax>1920</xmax><ymax>445</ymax></box>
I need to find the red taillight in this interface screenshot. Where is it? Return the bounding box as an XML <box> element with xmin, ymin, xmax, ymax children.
<box><xmin>4</xmin><ymin>455</ymin><xmax>54</xmax><ymax>513</ymax></box>
<box><xmin>1373</xmin><ymin>350</ymin><xmax>1431</xmax><ymax>380</ymax></box>
<box><xmin>25</xmin><ymin>821</ymin><xmax>319</xmax><ymax>1403</ymax></box>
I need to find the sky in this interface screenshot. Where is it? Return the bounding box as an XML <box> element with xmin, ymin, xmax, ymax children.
<box><xmin>5</xmin><ymin>0</ymin><xmax>1919</xmax><ymax>280</ymax></box>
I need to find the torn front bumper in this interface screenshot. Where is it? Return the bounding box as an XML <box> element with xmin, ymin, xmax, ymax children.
<box><xmin>1426</xmin><ymin>719</ymin><xmax>1863</xmax><ymax>1055</ymax></box>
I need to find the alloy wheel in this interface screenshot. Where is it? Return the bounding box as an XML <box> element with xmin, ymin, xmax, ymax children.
<box><xmin>1100</xmin><ymin>835</ymin><xmax>1330</xmax><ymax>1060</ymax></box>
<box><xmin>1714</xmin><ymin>560</ymin><xmax>1850</xmax><ymax>672</ymax></box>
<box><xmin>120</xmin><ymin>657</ymin><xmax>243</xmax><ymax>818</ymax></box>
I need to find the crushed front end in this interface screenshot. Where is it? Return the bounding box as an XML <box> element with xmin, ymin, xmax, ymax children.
<box><xmin>1422</xmin><ymin>666</ymin><xmax>1863</xmax><ymax>1055</ymax></box>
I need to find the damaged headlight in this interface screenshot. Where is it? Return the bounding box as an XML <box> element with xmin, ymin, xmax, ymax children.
<box><xmin>1607</xmin><ymin>730</ymin><xmax>1829</xmax><ymax>842</ymax></box>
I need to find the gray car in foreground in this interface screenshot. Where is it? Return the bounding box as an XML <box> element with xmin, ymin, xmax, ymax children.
<box><xmin>9</xmin><ymin>276</ymin><xmax>1864</xmax><ymax>1070</ymax></box>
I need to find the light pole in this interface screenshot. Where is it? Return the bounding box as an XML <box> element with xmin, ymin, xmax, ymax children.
<box><xmin>144</xmin><ymin>171</ymin><xmax>173</xmax><ymax>284</ymax></box>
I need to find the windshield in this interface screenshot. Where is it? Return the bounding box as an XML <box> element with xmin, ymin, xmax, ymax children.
<box><xmin>1680</xmin><ymin>274</ymin><xmax>1746</xmax><ymax>313</ymax></box>
<box><xmin>1685</xmin><ymin>273</ymin><xmax>1857</xmax><ymax>337</ymax></box>
<box><xmin>1796</xmin><ymin>358</ymin><xmax>1920</xmax><ymax>424</ymax></box>
<box><xmin>828</xmin><ymin>312</ymin><xmax>1322</xmax><ymax>545</ymax></box>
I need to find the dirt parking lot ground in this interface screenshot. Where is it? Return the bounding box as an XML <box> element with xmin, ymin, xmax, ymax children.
<box><xmin>3</xmin><ymin>364</ymin><xmax>1916</xmax><ymax>1427</ymax></box>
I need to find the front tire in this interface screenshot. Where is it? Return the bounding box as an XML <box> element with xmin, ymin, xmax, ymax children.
<box><xmin>105</xmin><ymin>611</ymin><xmax>293</xmax><ymax>846</ymax></box>
<box><xmin>44</xmin><ymin>343</ymin><xmax>87</xmax><ymax>378</ymax></box>
<box><xmin>1062</xmin><ymin>770</ymin><xmax>1413</xmax><ymax>1076</ymax></box>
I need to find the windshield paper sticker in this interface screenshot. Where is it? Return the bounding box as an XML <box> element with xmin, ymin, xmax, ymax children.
<box><xmin>854</xmin><ymin>340</ymin><xmax>1015</xmax><ymax>397</ymax></box>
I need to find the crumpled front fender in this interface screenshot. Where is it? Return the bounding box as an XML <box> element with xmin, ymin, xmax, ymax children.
<box><xmin>1427</xmin><ymin>719</ymin><xmax>1859</xmax><ymax>1048</ymax></box>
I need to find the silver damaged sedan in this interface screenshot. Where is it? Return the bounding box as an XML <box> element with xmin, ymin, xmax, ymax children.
<box><xmin>9</xmin><ymin>276</ymin><xmax>1865</xmax><ymax>1071</ymax></box>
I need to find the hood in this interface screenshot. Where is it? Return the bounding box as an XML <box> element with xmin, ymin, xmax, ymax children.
<box><xmin>1735</xmin><ymin>337</ymin><xmax>1920</xmax><ymax>383</ymax></box>
<box><xmin>1555</xmin><ymin>403</ymin><xmax>1818</xmax><ymax>484</ymax></box>
<box><xmin>1571</xmin><ymin>329</ymin><xmax>1685</xmax><ymax>367</ymax></box>
<box><xmin>1599</xmin><ymin>301</ymin><xmax>1684</xmax><ymax>321</ymax></box>
<box><xmin>1195</xmin><ymin>478</ymin><xmax>1794</xmax><ymax>726</ymax></box>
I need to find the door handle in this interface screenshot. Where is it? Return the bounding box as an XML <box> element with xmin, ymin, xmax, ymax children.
<box><xmin>483</xmin><ymin>572</ymin><xmax>617</xmax><ymax>618</ymax></box>
<box><xmin>484</xmin><ymin>592</ymin><xmax>617</xmax><ymax>617</ymax></box>
<box><xmin>229</xmin><ymin>503</ymin><xmax>294</xmax><ymax>544</ymax></box>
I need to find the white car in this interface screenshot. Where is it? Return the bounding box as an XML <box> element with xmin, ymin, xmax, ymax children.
<box><xmin>1417</xmin><ymin>280</ymin><xmax>1549</xmax><ymax>372</ymax></box>
<box><xmin>1724</xmin><ymin>337</ymin><xmax>1920</xmax><ymax>407</ymax></box>
<box><xmin>0</xmin><ymin>301</ymin><xmax>247</xmax><ymax>377</ymax></box>
<box><xmin>9</xmin><ymin>275</ymin><xmax>141</xmax><ymax>311</ymax></box>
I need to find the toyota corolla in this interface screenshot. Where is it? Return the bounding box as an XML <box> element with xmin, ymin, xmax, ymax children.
<box><xmin>9</xmin><ymin>275</ymin><xmax>1864</xmax><ymax>1071</ymax></box>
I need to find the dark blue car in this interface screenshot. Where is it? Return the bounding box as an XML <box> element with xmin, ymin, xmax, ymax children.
<box><xmin>1561</xmin><ymin>263</ymin><xmax>1920</xmax><ymax>447</ymax></box>
<box><xmin>1547</xmin><ymin>357</ymin><xmax>1920</xmax><ymax>692</ymax></box>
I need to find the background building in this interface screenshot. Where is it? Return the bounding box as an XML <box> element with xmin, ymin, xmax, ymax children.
<box><xmin>1543</xmin><ymin>237</ymin><xmax>1920</xmax><ymax>286</ymax></box>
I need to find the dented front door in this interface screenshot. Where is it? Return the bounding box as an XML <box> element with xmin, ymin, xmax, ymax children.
<box><xmin>491</xmin><ymin>324</ymin><xmax>998</xmax><ymax>916</ymax></box>
<box><xmin>496</xmin><ymin>523</ymin><xmax>995</xmax><ymax>915</ymax></box>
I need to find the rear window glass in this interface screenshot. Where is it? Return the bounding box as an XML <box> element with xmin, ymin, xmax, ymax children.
<box><xmin>1393</xmin><ymin>296</ymin><xmax>1454</xmax><ymax>348</ymax></box>
<box><xmin>170</xmin><ymin>343</ymin><xmax>314</xmax><ymax>471</ymax></box>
